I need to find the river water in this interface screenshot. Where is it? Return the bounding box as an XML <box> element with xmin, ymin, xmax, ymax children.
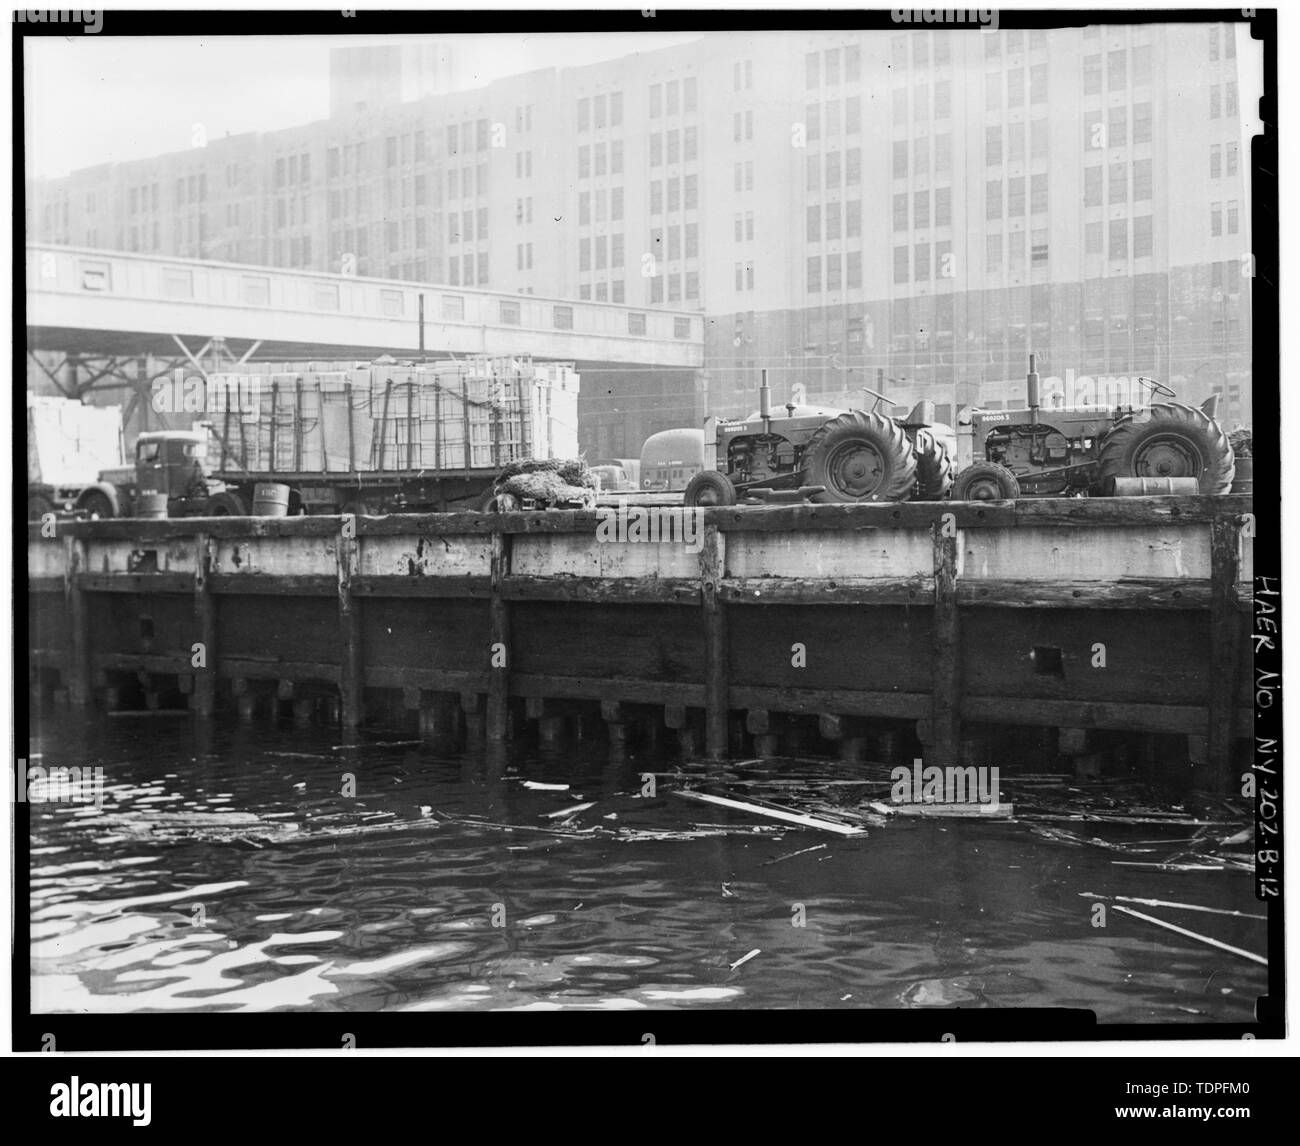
<box><xmin>27</xmin><ymin>709</ymin><xmax>1267</xmax><ymax>1022</ymax></box>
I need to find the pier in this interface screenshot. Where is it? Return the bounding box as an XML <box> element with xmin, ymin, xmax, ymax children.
<box><xmin>29</xmin><ymin>495</ymin><xmax>1254</xmax><ymax>791</ymax></box>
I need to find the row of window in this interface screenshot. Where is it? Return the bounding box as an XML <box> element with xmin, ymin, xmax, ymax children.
<box><xmin>447</xmin><ymin>253</ymin><xmax>490</xmax><ymax>287</ymax></box>
<box><xmin>274</xmin><ymin>153</ymin><xmax>312</xmax><ymax>187</ymax></box>
<box><xmin>576</xmin><ymin>92</ymin><xmax>624</xmax><ymax>132</ymax></box>
<box><xmin>647</xmin><ymin>274</ymin><xmax>701</xmax><ymax>306</ymax></box>
<box><xmin>1080</xmin><ymin>160</ymin><xmax>1153</xmax><ymax>207</ymax></box>
<box><xmin>578</xmin><ymin>233</ymin><xmax>626</xmax><ymax>271</ymax></box>
<box><xmin>648</xmin><ymin>175</ymin><xmax>700</xmax><ymax>214</ymax></box>
<box><xmin>803</xmin><ymin>97</ymin><xmax>862</xmax><ymax>139</ymax></box>
<box><xmin>1082</xmin><ymin>46</ymin><xmax>1154</xmax><ymax>94</ymax></box>
<box><xmin>577</xmin><ymin>140</ymin><xmax>626</xmax><ymax>179</ymax></box>
<box><xmin>578</xmin><ymin>187</ymin><xmax>624</xmax><ymax>225</ymax></box>
<box><xmin>1210</xmin><ymin>82</ymin><xmax>1240</xmax><ymax>119</ymax></box>
<box><xmin>805</xmin><ymin>148</ymin><xmax>864</xmax><ymax>191</ymax></box>
<box><xmin>648</xmin><ymin>223</ymin><xmax>700</xmax><ymax>262</ymax></box>
<box><xmin>806</xmin><ymin>199</ymin><xmax>864</xmax><ymax>240</ymax></box>
<box><xmin>446</xmin><ymin>120</ymin><xmax>492</xmax><ymax>157</ymax></box>
<box><xmin>892</xmin><ymin>134</ymin><xmax>953</xmax><ymax>178</ymax></box>
<box><xmin>648</xmin><ymin>77</ymin><xmax>698</xmax><ymax>118</ymax></box>
<box><xmin>1082</xmin><ymin>103</ymin><xmax>1154</xmax><ymax>151</ymax></box>
<box><xmin>127</xmin><ymin>184</ymin><xmax>160</xmax><ymax>214</ymax></box>
<box><xmin>1210</xmin><ymin>142</ymin><xmax>1242</xmax><ymax>178</ymax></box>
<box><xmin>973</xmin><ymin>65</ymin><xmax>1052</xmax><ymax>114</ymax></box>
<box><xmin>649</xmin><ymin>128</ymin><xmax>699</xmax><ymax>168</ymax></box>
<box><xmin>985</xmin><ymin>120</ymin><xmax>1052</xmax><ymax>165</ymax></box>
<box><xmin>1083</xmin><ymin>217</ymin><xmax>1155</xmax><ymax>259</ymax></box>
<box><xmin>448</xmin><ymin>208</ymin><xmax>489</xmax><ymax>244</ymax></box>
<box><xmin>891</xmin><ymin>240</ymin><xmax>959</xmax><ymax>284</ymax></box>
<box><xmin>578</xmin><ymin>280</ymin><xmax>626</xmax><ymax>303</ymax></box>
<box><xmin>807</xmin><ymin>251</ymin><xmax>866</xmax><ymax>292</ymax></box>
<box><xmin>1208</xmin><ymin>24</ymin><xmax>1238</xmax><ymax>61</ymax></box>
<box><xmin>805</xmin><ymin>44</ymin><xmax>864</xmax><ymax>87</ymax></box>
<box><xmin>1210</xmin><ymin>201</ymin><xmax>1243</xmax><ymax>236</ymax></box>
<box><xmin>891</xmin><ymin>188</ymin><xmax>953</xmax><ymax>233</ymax></box>
<box><xmin>984</xmin><ymin>174</ymin><xmax>1053</xmax><ymax>218</ymax></box>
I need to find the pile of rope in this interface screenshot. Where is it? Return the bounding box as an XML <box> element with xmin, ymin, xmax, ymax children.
<box><xmin>497</xmin><ymin>458</ymin><xmax>597</xmax><ymax>507</ymax></box>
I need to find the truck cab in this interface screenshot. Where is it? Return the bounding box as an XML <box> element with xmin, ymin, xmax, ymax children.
<box><xmin>133</xmin><ymin>431</ymin><xmax>214</xmax><ymax>511</ymax></box>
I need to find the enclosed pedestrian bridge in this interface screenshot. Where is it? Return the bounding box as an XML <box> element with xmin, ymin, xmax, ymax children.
<box><xmin>25</xmin><ymin>244</ymin><xmax>704</xmax><ymax>369</ymax></box>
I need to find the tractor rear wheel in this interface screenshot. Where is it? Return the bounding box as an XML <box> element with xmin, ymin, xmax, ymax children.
<box><xmin>1096</xmin><ymin>402</ymin><xmax>1235</xmax><ymax>495</ymax></box>
<box><xmin>912</xmin><ymin>428</ymin><xmax>955</xmax><ymax>500</ymax></box>
<box><xmin>79</xmin><ymin>490</ymin><xmax>116</xmax><ymax>520</ymax></box>
<box><xmin>953</xmin><ymin>462</ymin><xmax>1021</xmax><ymax>501</ymax></box>
<box><xmin>683</xmin><ymin>470</ymin><xmax>737</xmax><ymax>508</ymax></box>
<box><xmin>800</xmin><ymin>411</ymin><xmax>917</xmax><ymax>503</ymax></box>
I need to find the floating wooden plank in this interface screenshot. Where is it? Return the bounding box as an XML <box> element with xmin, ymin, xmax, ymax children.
<box><xmin>869</xmin><ymin>800</ymin><xmax>1014</xmax><ymax>819</ymax></box>
<box><xmin>672</xmin><ymin>789</ymin><xmax>867</xmax><ymax>836</ymax></box>
<box><xmin>1080</xmin><ymin>893</ymin><xmax>1266</xmax><ymax>921</ymax></box>
<box><xmin>1112</xmin><ymin>904</ymin><xmax>1267</xmax><ymax>965</ymax></box>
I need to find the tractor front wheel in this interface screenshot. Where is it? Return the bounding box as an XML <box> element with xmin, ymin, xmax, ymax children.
<box><xmin>800</xmin><ymin>411</ymin><xmax>918</xmax><ymax>503</ymax></box>
<box><xmin>1095</xmin><ymin>402</ymin><xmax>1235</xmax><ymax>495</ymax></box>
<box><xmin>204</xmin><ymin>491</ymin><xmax>248</xmax><ymax>516</ymax></box>
<box><xmin>953</xmin><ymin>462</ymin><xmax>1021</xmax><ymax>502</ymax></box>
<box><xmin>683</xmin><ymin>470</ymin><xmax>737</xmax><ymax>508</ymax></box>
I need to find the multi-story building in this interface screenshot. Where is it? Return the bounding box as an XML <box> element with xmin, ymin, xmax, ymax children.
<box><xmin>28</xmin><ymin>24</ymin><xmax>1255</xmax><ymax>459</ymax></box>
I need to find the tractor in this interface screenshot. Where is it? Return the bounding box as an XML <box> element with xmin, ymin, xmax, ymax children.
<box><xmin>683</xmin><ymin>371</ymin><xmax>955</xmax><ymax>507</ymax></box>
<box><xmin>952</xmin><ymin>355</ymin><xmax>1236</xmax><ymax>500</ymax></box>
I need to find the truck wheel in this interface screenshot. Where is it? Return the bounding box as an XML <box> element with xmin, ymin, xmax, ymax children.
<box><xmin>683</xmin><ymin>470</ymin><xmax>737</xmax><ymax>507</ymax></box>
<box><xmin>79</xmin><ymin>491</ymin><xmax>116</xmax><ymax>520</ymax></box>
<box><xmin>204</xmin><ymin>491</ymin><xmax>248</xmax><ymax>516</ymax></box>
<box><xmin>1096</xmin><ymin>402</ymin><xmax>1235</xmax><ymax>495</ymax></box>
<box><xmin>953</xmin><ymin>463</ymin><xmax>1021</xmax><ymax>501</ymax></box>
<box><xmin>912</xmin><ymin>428</ymin><xmax>955</xmax><ymax>500</ymax></box>
<box><xmin>801</xmin><ymin>411</ymin><xmax>917</xmax><ymax>503</ymax></box>
<box><xmin>28</xmin><ymin>493</ymin><xmax>56</xmax><ymax>521</ymax></box>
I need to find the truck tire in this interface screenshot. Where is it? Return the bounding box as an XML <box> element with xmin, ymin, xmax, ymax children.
<box><xmin>912</xmin><ymin>428</ymin><xmax>955</xmax><ymax>500</ymax></box>
<box><xmin>953</xmin><ymin>462</ymin><xmax>1021</xmax><ymax>501</ymax></box>
<box><xmin>1096</xmin><ymin>402</ymin><xmax>1235</xmax><ymax>495</ymax></box>
<box><xmin>204</xmin><ymin>491</ymin><xmax>248</xmax><ymax>516</ymax></box>
<box><xmin>28</xmin><ymin>493</ymin><xmax>56</xmax><ymax>521</ymax></box>
<box><xmin>683</xmin><ymin>470</ymin><xmax>737</xmax><ymax>507</ymax></box>
<box><xmin>79</xmin><ymin>490</ymin><xmax>116</xmax><ymax>520</ymax></box>
<box><xmin>801</xmin><ymin>411</ymin><xmax>917</xmax><ymax>503</ymax></box>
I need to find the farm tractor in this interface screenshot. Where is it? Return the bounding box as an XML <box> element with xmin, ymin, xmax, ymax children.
<box><xmin>952</xmin><ymin>355</ymin><xmax>1236</xmax><ymax>500</ymax></box>
<box><xmin>683</xmin><ymin>370</ymin><xmax>955</xmax><ymax>507</ymax></box>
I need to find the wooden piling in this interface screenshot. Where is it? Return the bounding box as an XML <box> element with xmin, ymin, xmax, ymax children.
<box><xmin>337</xmin><ymin>516</ymin><xmax>362</xmax><ymax>730</ymax></box>
<box><xmin>931</xmin><ymin>523</ymin><xmax>961</xmax><ymax>766</ymax></box>
<box><xmin>193</xmin><ymin>533</ymin><xmax>217</xmax><ymax>716</ymax></box>
<box><xmin>487</xmin><ymin>530</ymin><xmax>511</xmax><ymax>740</ymax></box>
<box><xmin>700</xmin><ymin>521</ymin><xmax>728</xmax><ymax>759</ymax></box>
<box><xmin>1207</xmin><ymin>515</ymin><xmax>1243</xmax><ymax>791</ymax></box>
<box><xmin>64</xmin><ymin>534</ymin><xmax>90</xmax><ymax>707</ymax></box>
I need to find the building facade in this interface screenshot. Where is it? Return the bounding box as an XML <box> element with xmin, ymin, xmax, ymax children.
<box><xmin>28</xmin><ymin>24</ymin><xmax>1254</xmax><ymax>458</ymax></box>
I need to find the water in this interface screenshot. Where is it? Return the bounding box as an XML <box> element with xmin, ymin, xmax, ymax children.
<box><xmin>27</xmin><ymin>710</ymin><xmax>1266</xmax><ymax>1020</ymax></box>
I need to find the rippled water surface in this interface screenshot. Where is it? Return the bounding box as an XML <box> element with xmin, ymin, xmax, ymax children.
<box><xmin>28</xmin><ymin>711</ymin><xmax>1267</xmax><ymax>1021</ymax></box>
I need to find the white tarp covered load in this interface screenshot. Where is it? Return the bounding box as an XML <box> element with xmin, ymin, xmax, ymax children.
<box><xmin>27</xmin><ymin>395</ymin><xmax>124</xmax><ymax>485</ymax></box>
<box><xmin>215</xmin><ymin>356</ymin><xmax>579</xmax><ymax>475</ymax></box>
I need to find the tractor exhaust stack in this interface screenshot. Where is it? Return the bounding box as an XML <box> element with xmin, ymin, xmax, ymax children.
<box><xmin>759</xmin><ymin>369</ymin><xmax>772</xmax><ymax>435</ymax></box>
<box><xmin>1026</xmin><ymin>354</ymin><xmax>1041</xmax><ymax>425</ymax></box>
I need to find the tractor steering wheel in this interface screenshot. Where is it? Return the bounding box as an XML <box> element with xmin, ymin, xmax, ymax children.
<box><xmin>1137</xmin><ymin>377</ymin><xmax>1177</xmax><ymax>399</ymax></box>
<box><xmin>861</xmin><ymin>385</ymin><xmax>893</xmax><ymax>411</ymax></box>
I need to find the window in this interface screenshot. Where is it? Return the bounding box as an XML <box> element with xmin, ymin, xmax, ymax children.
<box><xmin>1133</xmin><ymin>102</ymin><xmax>1152</xmax><ymax>144</ymax></box>
<box><xmin>1226</xmin><ymin>82</ymin><xmax>1238</xmax><ymax>117</ymax></box>
<box><xmin>1109</xmin><ymin>162</ymin><xmax>1127</xmax><ymax>203</ymax></box>
<box><xmin>913</xmin><ymin>137</ymin><xmax>929</xmax><ymax>176</ymax></box>
<box><xmin>807</xmin><ymin>204</ymin><xmax>821</xmax><ymax>241</ymax></box>
<box><xmin>807</xmin><ymin>255</ymin><xmax>822</xmax><ymax>292</ymax></box>
<box><xmin>684</xmin><ymin>76</ymin><xmax>697</xmax><ymax>113</ymax></box>
<box><xmin>847</xmin><ymin>250</ymin><xmax>862</xmax><ymax>289</ymax></box>
<box><xmin>893</xmin><ymin>88</ymin><xmax>908</xmax><ymax>126</ymax></box>
<box><xmin>1227</xmin><ymin>199</ymin><xmax>1239</xmax><ymax>234</ymax></box>
<box><xmin>846</xmin><ymin>44</ymin><xmax>861</xmax><ymax>82</ymax></box>
<box><xmin>1134</xmin><ymin>215</ymin><xmax>1153</xmax><ymax>257</ymax></box>
<box><xmin>1109</xmin><ymin>105</ymin><xmax>1127</xmax><ymax>147</ymax></box>
<box><xmin>935</xmin><ymin>133</ymin><xmax>951</xmax><ymax>172</ymax></box>
<box><xmin>612</xmin><ymin>187</ymin><xmax>623</xmax><ymax>219</ymax></box>
<box><xmin>1030</xmin><ymin>64</ymin><xmax>1047</xmax><ymax>103</ymax></box>
<box><xmin>668</xmin><ymin>177</ymin><xmax>680</xmax><ymax>212</ymax></box>
<box><xmin>553</xmin><ymin>305</ymin><xmax>574</xmax><ymax>330</ymax></box>
<box><xmin>914</xmin><ymin>84</ymin><xmax>929</xmax><ymax>120</ymax></box>
<box><xmin>1211</xmin><ymin>202</ymin><xmax>1222</xmax><ymax>236</ymax></box>
<box><xmin>579</xmin><ymin>145</ymin><xmax>591</xmax><ymax>179</ymax></box>
<box><xmin>1086</xmin><ymin>221</ymin><xmax>1102</xmax><ymax>253</ymax></box>
<box><xmin>893</xmin><ymin>192</ymin><xmax>908</xmax><ymax>231</ymax></box>
<box><xmin>935</xmin><ymin>186</ymin><xmax>951</xmax><ymax>227</ymax></box>
<box><xmin>1108</xmin><ymin>49</ymin><xmax>1126</xmax><ymax>88</ymax></box>
<box><xmin>666</xmin><ymin>80</ymin><xmax>680</xmax><ymax>116</ymax></box>
<box><xmin>1083</xmin><ymin>54</ymin><xmax>1102</xmax><ymax>95</ymax></box>
<box><xmin>1209</xmin><ymin>26</ymin><xmax>1220</xmax><ymax>61</ymax></box>
<box><xmin>893</xmin><ymin>141</ymin><xmax>908</xmax><ymax>178</ymax></box>
<box><xmin>986</xmin><ymin>125</ymin><xmax>1002</xmax><ymax>165</ymax></box>
<box><xmin>595</xmin><ymin>143</ymin><xmax>607</xmax><ymax>177</ymax></box>
<box><xmin>986</xmin><ymin>179</ymin><xmax>1002</xmax><ymax>220</ymax></box>
<box><xmin>667</xmin><ymin>129</ymin><xmax>680</xmax><ymax>165</ymax></box>
<box><xmin>612</xmin><ymin>233</ymin><xmax>624</xmax><ymax>266</ymax></box>
<box><xmin>805</xmin><ymin>104</ymin><xmax>820</xmax><ymax>142</ymax></box>
<box><xmin>1008</xmin><ymin>67</ymin><xmax>1024</xmax><ymax>108</ymax></box>
<box><xmin>1031</xmin><ymin>229</ymin><xmax>1049</xmax><ymax>263</ymax></box>
<box><xmin>579</xmin><ymin>238</ymin><xmax>591</xmax><ymax>271</ymax></box>
<box><xmin>650</xmin><ymin>182</ymin><xmax>662</xmax><ymax>214</ymax></box>
<box><xmin>596</xmin><ymin>235</ymin><xmax>608</xmax><ymax>269</ymax></box>
<box><xmin>1031</xmin><ymin>173</ymin><xmax>1047</xmax><ymax>213</ymax></box>
<box><xmin>894</xmin><ymin>245</ymin><xmax>908</xmax><ymax>283</ymax></box>
<box><xmin>580</xmin><ymin>191</ymin><xmax>592</xmax><ymax>224</ymax></box>
<box><xmin>826</xmin><ymin>152</ymin><xmax>841</xmax><ymax>188</ymax></box>
<box><xmin>987</xmin><ymin>232</ymin><xmax>1002</xmax><ymax>270</ymax></box>
<box><xmin>1008</xmin><ymin>123</ymin><xmax>1025</xmax><ymax>163</ymax></box>
<box><xmin>846</xmin><ymin>148</ymin><xmax>861</xmax><ymax>186</ymax></box>
<box><xmin>629</xmin><ymin>312</ymin><xmax>647</xmax><ymax>335</ymax></box>
<box><xmin>650</xmin><ymin>132</ymin><xmax>663</xmax><ymax>167</ymax></box>
<box><xmin>914</xmin><ymin>189</ymin><xmax>930</xmax><ymax>229</ymax></box>
<box><xmin>685</xmin><ymin>222</ymin><xmax>698</xmax><ymax>258</ymax></box>
<box><xmin>500</xmin><ymin>300</ymin><xmax>521</xmax><ymax>324</ymax></box>
<box><xmin>846</xmin><ymin>94</ymin><xmax>862</xmax><ymax>133</ymax></box>
<box><xmin>674</xmin><ymin>317</ymin><xmax>692</xmax><ymax>339</ymax></box>
<box><xmin>806</xmin><ymin>51</ymin><xmax>820</xmax><ymax>88</ymax></box>
<box><xmin>846</xmin><ymin>199</ymin><xmax>861</xmax><ymax>237</ymax></box>
<box><xmin>1134</xmin><ymin>158</ymin><xmax>1152</xmax><ymax>200</ymax></box>
<box><xmin>808</xmin><ymin>153</ymin><xmax>821</xmax><ymax>191</ymax></box>
<box><xmin>914</xmin><ymin>242</ymin><xmax>930</xmax><ymax>281</ymax></box>
<box><xmin>684</xmin><ymin>174</ymin><xmax>698</xmax><ymax>209</ymax></box>
<box><xmin>1109</xmin><ymin>219</ymin><xmax>1127</xmax><ymax>257</ymax></box>
<box><xmin>985</xmin><ymin>71</ymin><xmax>1001</xmax><ymax>111</ymax></box>
<box><xmin>1008</xmin><ymin>177</ymin><xmax>1025</xmax><ymax>216</ymax></box>
<box><xmin>685</xmin><ymin>126</ymin><xmax>698</xmax><ymax>161</ymax></box>
<box><xmin>1211</xmin><ymin>86</ymin><xmax>1221</xmax><ymax>118</ymax></box>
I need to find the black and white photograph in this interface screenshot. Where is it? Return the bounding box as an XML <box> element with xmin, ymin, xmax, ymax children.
<box><xmin>13</xmin><ymin>3</ymin><xmax>1283</xmax><ymax>1062</ymax></box>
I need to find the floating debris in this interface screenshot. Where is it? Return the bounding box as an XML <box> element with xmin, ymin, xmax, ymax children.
<box><xmin>728</xmin><ymin>948</ymin><xmax>761</xmax><ymax>972</ymax></box>
<box><xmin>673</xmin><ymin>790</ymin><xmax>867</xmax><ymax>836</ymax></box>
<box><xmin>1112</xmin><ymin>905</ymin><xmax>1267</xmax><ymax>966</ymax></box>
<box><xmin>1080</xmin><ymin>893</ymin><xmax>1266</xmax><ymax>921</ymax></box>
<box><xmin>521</xmin><ymin>781</ymin><xmax>570</xmax><ymax>791</ymax></box>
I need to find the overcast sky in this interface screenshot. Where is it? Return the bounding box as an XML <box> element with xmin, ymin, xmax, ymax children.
<box><xmin>24</xmin><ymin>33</ymin><xmax>702</xmax><ymax>179</ymax></box>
